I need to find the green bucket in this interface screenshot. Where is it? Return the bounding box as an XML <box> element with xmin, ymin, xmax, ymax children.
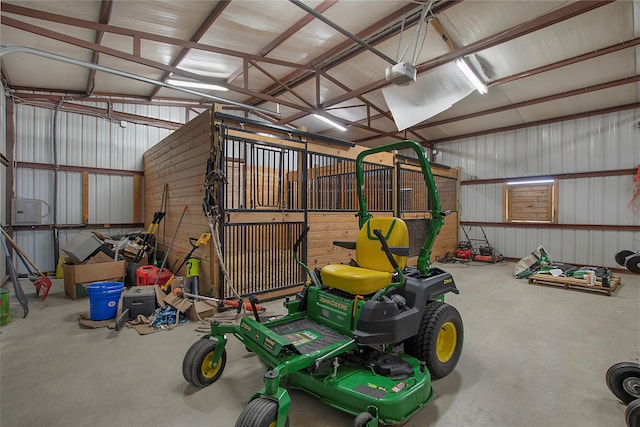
<box><xmin>0</xmin><ymin>288</ymin><xmax>12</xmax><ymax>326</ymax></box>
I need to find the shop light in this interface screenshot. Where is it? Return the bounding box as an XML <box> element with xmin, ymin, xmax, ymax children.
<box><xmin>165</xmin><ymin>78</ymin><xmax>228</xmax><ymax>91</ymax></box>
<box><xmin>313</xmin><ymin>114</ymin><xmax>347</xmax><ymax>131</ymax></box>
<box><xmin>455</xmin><ymin>58</ymin><xmax>487</xmax><ymax>94</ymax></box>
<box><xmin>507</xmin><ymin>179</ymin><xmax>555</xmax><ymax>186</ymax></box>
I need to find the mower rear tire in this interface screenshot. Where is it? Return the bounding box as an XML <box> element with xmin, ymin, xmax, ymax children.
<box><xmin>606</xmin><ymin>362</ymin><xmax>640</xmax><ymax>404</ymax></box>
<box><xmin>626</xmin><ymin>254</ymin><xmax>640</xmax><ymax>275</ymax></box>
<box><xmin>235</xmin><ymin>397</ymin><xmax>289</xmax><ymax>427</ymax></box>
<box><xmin>626</xmin><ymin>398</ymin><xmax>640</xmax><ymax>427</ymax></box>
<box><xmin>182</xmin><ymin>338</ymin><xmax>226</xmax><ymax>388</ymax></box>
<box><xmin>615</xmin><ymin>250</ymin><xmax>635</xmax><ymax>267</ymax></box>
<box><xmin>404</xmin><ymin>301</ymin><xmax>463</xmax><ymax>380</ymax></box>
<box><xmin>353</xmin><ymin>412</ymin><xmax>375</xmax><ymax>427</ymax></box>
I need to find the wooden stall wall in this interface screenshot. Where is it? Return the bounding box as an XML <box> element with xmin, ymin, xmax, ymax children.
<box><xmin>144</xmin><ymin>108</ymin><xmax>460</xmax><ymax>300</ymax></box>
<box><xmin>143</xmin><ymin>109</ymin><xmax>215</xmax><ymax>295</ymax></box>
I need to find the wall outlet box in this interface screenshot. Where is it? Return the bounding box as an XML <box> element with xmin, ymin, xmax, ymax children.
<box><xmin>12</xmin><ymin>199</ymin><xmax>44</xmax><ymax>225</ymax></box>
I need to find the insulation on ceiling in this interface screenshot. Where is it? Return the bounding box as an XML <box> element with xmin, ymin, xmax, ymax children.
<box><xmin>383</xmin><ymin>61</ymin><xmax>475</xmax><ymax>131</ymax></box>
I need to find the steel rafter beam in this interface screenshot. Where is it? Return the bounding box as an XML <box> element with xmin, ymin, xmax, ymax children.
<box><xmin>0</xmin><ymin>2</ymin><xmax>313</xmax><ymax>72</ymax></box>
<box><xmin>418</xmin><ymin>74</ymin><xmax>640</xmax><ymax>129</ymax></box>
<box><xmin>249</xmin><ymin>60</ymin><xmax>314</xmax><ymax>109</ymax></box>
<box><xmin>289</xmin><ymin>0</ymin><xmax>396</xmax><ymax>65</ymax></box>
<box><xmin>149</xmin><ymin>0</ymin><xmax>231</xmax><ymax>99</ymax></box>
<box><xmin>1</xmin><ymin>16</ymin><xmax>305</xmax><ymax>113</ymax></box>
<box><xmin>278</xmin><ymin>0</ymin><xmax>615</xmax><ymax>127</ymax></box>
<box><xmin>247</xmin><ymin>1</ymin><xmax>460</xmax><ymax>106</ymax></box>
<box><xmin>226</xmin><ymin>0</ymin><xmax>338</xmax><ymax>84</ymax></box>
<box><xmin>86</xmin><ymin>0</ymin><xmax>113</xmax><ymax>94</ymax></box>
<box><xmin>352</xmin><ymin>37</ymin><xmax>640</xmax><ymax>141</ymax></box>
<box><xmin>431</xmin><ymin>102</ymin><xmax>640</xmax><ymax>144</ymax></box>
<box><xmin>318</xmin><ymin>70</ymin><xmax>425</xmax><ymax>143</ymax></box>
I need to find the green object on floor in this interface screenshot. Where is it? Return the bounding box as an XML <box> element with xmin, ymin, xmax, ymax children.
<box><xmin>182</xmin><ymin>141</ymin><xmax>464</xmax><ymax>427</ymax></box>
<box><xmin>0</xmin><ymin>287</ymin><xmax>12</xmax><ymax>325</ymax></box>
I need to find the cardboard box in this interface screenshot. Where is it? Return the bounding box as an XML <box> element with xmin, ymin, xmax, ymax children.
<box><xmin>189</xmin><ymin>300</ymin><xmax>217</xmax><ymax>320</ymax></box>
<box><xmin>163</xmin><ymin>293</ymin><xmax>217</xmax><ymax>321</ymax></box>
<box><xmin>63</xmin><ymin>261</ymin><xmax>125</xmax><ymax>300</ymax></box>
<box><xmin>86</xmin><ymin>251</ymin><xmax>115</xmax><ymax>264</ymax></box>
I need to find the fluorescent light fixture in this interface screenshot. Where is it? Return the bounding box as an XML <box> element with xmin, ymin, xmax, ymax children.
<box><xmin>313</xmin><ymin>113</ymin><xmax>347</xmax><ymax>131</ymax></box>
<box><xmin>455</xmin><ymin>58</ymin><xmax>487</xmax><ymax>94</ymax></box>
<box><xmin>165</xmin><ymin>78</ymin><xmax>228</xmax><ymax>92</ymax></box>
<box><xmin>507</xmin><ymin>179</ymin><xmax>555</xmax><ymax>186</ymax></box>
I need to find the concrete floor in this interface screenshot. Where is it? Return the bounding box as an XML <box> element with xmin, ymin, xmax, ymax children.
<box><xmin>1</xmin><ymin>261</ymin><xmax>638</xmax><ymax>427</ymax></box>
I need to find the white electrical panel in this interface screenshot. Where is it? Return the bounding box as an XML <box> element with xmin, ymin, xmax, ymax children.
<box><xmin>12</xmin><ymin>199</ymin><xmax>44</xmax><ymax>225</ymax></box>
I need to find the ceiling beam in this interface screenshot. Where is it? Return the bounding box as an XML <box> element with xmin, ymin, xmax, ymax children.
<box><xmin>0</xmin><ymin>2</ymin><xmax>313</xmax><ymax>71</ymax></box>
<box><xmin>414</xmin><ymin>74</ymin><xmax>640</xmax><ymax>130</ymax></box>
<box><xmin>86</xmin><ymin>0</ymin><xmax>113</xmax><ymax>94</ymax></box>
<box><xmin>278</xmin><ymin>0</ymin><xmax>615</xmax><ymax>126</ymax></box>
<box><xmin>489</xmin><ymin>37</ymin><xmax>640</xmax><ymax>87</ymax></box>
<box><xmin>226</xmin><ymin>0</ymin><xmax>338</xmax><ymax>84</ymax></box>
<box><xmin>12</xmin><ymin>97</ymin><xmax>184</xmax><ymax>130</ymax></box>
<box><xmin>246</xmin><ymin>1</ymin><xmax>461</xmax><ymax>106</ymax></box>
<box><xmin>415</xmin><ymin>0</ymin><xmax>615</xmax><ymax>75</ymax></box>
<box><xmin>351</xmin><ymin>37</ymin><xmax>640</xmax><ymax>138</ymax></box>
<box><xmin>289</xmin><ymin>0</ymin><xmax>396</xmax><ymax>65</ymax></box>
<box><xmin>1</xmin><ymin>16</ymin><xmax>306</xmax><ymax>112</ymax></box>
<box><xmin>431</xmin><ymin>102</ymin><xmax>640</xmax><ymax>144</ymax></box>
<box><xmin>318</xmin><ymin>70</ymin><xmax>426</xmax><ymax>143</ymax></box>
<box><xmin>249</xmin><ymin>60</ymin><xmax>314</xmax><ymax>109</ymax></box>
<box><xmin>149</xmin><ymin>0</ymin><xmax>231</xmax><ymax>99</ymax></box>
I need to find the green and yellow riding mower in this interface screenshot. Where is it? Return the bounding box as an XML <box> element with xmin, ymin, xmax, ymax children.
<box><xmin>182</xmin><ymin>140</ymin><xmax>464</xmax><ymax>427</ymax></box>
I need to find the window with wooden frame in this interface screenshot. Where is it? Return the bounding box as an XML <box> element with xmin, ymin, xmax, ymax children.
<box><xmin>503</xmin><ymin>179</ymin><xmax>558</xmax><ymax>223</ymax></box>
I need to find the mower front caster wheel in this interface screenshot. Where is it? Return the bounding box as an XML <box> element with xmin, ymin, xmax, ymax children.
<box><xmin>182</xmin><ymin>338</ymin><xmax>227</xmax><ymax>387</ymax></box>
<box><xmin>235</xmin><ymin>397</ymin><xmax>289</xmax><ymax>427</ymax></box>
<box><xmin>606</xmin><ymin>362</ymin><xmax>640</xmax><ymax>405</ymax></box>
<box><xmin>404</xmin><ymin>301</ymin><xmax>463</xmax><ymax>380</ymax></box>
<box><xmin>353</xmin><ymin>412</ymin><xmax>375</xmax><ymax>427</ymax></box>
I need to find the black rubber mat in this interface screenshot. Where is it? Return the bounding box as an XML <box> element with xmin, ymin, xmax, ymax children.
<box><xmin>269</xmin><ymin>318</ymin><xmax>348</xmax><ymax>355</ymax></box>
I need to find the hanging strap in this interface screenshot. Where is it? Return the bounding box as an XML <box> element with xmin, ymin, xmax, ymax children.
<box><xmin>202</xmin><ymin>123</ymin><xmax>244</xmax><ymax>314</ymax></box>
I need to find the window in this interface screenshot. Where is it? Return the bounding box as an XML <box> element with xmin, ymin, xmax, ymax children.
<box><xmin>504</xmin><ymin>179</ymin><xmax>558</xmax><ymax>223</ymax></box>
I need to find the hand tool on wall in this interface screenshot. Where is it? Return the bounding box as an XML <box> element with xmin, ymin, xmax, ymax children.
<box><xmin>126</xmin><ymin>184</ymin><xmax>168</xmax><ymax>286</ymax></box>
<box><xmin>0</xmin><ymin>231</ymin><xmax>28</xmax><ymax>317</ymax></box>
<box><xmin>1</xmin><ymin>226</ymin><xmax>52</xmax><ymax>301</ymax></box>
<box><xmin>133</xmin><ymin>198</ymin><xmax>167</xmax><ymax>264</ymax></box>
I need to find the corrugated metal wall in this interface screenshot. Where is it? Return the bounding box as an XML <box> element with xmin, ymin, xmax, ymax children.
<box><xmin>1</xmin><ymin>87</ymin><xmax>6</xmax><ymax>279</ymax></box>
<box><xmin>10</xmin><ymin>100</ymin><xmax>186</xmax><ymax>273</ymax></box>
<box><xmin>439</xmin><ymin>108</ymin><xmax>640</xmax><ymax>268</ymax></box>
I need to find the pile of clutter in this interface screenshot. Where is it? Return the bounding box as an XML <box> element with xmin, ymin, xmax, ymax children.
<box><xmin>513</xmin><ymin>245</ymin><xmax>614</xmax><ymax>287</ymax></box>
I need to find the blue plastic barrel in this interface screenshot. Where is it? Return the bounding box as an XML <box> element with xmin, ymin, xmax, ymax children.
<box><xmin>86</xmin><ymin>282</ymin><xmax>124</xmax><ymax>321</ymax></box>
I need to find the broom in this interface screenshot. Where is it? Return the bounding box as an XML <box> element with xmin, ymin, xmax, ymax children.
<box><xmin>0</xmin><ymin>227</ymin><xmax>52</xmax><ymax>301</ymax></box>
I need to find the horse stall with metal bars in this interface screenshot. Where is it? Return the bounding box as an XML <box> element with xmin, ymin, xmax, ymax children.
<box><xmin>143</xmin><ymin>107</ymin><xmax>460</xmax><ymax>301</ymax></box>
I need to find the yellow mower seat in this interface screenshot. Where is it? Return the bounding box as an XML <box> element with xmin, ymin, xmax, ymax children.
<box><xmin>321</xmin><ymin>217</ymin><xmax>409</xmax><ymax>295</ymax></box>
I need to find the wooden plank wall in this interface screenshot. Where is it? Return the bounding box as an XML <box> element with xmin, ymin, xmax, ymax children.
<box><xmin>143</xmin><ymin>109</ymin><xmax>216</xmax><ymax>295</ymax></box>
<box><xmin>143</xmin><ymin>108</ymin><xmax>460</xmax><ymax>298</ymax></box>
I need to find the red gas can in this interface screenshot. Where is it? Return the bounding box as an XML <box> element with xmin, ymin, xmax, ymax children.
<box><xmin>136</xmin><ymin>265</ymin><xmax>172</xmax><ymax>286</ymax></box>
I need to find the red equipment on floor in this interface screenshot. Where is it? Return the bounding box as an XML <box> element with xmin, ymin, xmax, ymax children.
<box><xmin>461</xmin><ymin>225</ymin><xmax>503</xmax><ymax>263</ymax></box>
<box><xmin>136</xmin><ymin>265</ymin><xmax>172</xmax><ymax>286</ymax></box>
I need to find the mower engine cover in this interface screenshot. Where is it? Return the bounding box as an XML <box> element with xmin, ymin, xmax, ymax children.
<box><xmin>455</xmin><ymin>248</ymin><xmax>473</xmax><ymax>260</ymax></box>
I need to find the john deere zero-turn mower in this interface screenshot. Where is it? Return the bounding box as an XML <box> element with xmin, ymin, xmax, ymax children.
<box><xmin>182</xmin><ymin>140</ymin><xmax>463</xmax><ymax>427</ymax></box>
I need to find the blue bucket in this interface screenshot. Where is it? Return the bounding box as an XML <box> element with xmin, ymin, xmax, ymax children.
<box><xmin>87</xmin><ymin>282</ymin><xmax>124</xmax><ymax>321</ymax></box>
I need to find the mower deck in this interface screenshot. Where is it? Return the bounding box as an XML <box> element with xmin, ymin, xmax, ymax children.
<box><xmin>287</xmin><ymin>351</ymin><xmax>433</xmax><ymax>425</ymax></box>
